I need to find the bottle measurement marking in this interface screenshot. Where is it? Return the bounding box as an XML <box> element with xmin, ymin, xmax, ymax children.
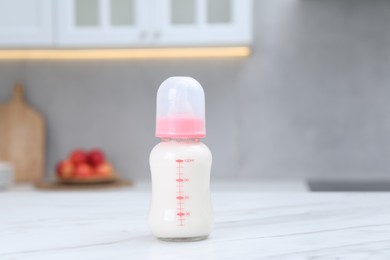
<box><xmin>176</xmin><ymin>159</ymin><xmax>185</xmax><ymax>226</ymax></box>
<box><xmin>175</xmin><ymin>159</ymin><xmax>193</xmax><ymax>226</ymax></box>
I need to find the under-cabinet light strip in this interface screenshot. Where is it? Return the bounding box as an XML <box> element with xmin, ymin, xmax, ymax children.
<box><xmin>0</xmin><ymin>47</ymin><xmax>250</xmax><ymax>60</ymax></box>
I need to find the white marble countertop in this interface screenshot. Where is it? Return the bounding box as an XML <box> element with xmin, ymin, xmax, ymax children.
<box><xmin>1</xmin><ymin>181</ymin><xmax>390</xmax><ymax>259</ymax></box>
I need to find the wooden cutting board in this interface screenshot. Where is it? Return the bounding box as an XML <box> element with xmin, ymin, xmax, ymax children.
<box><xmin>0</xmin><ymin>84</ymin><xmax>45</xmax><ymax>182</ymax></box>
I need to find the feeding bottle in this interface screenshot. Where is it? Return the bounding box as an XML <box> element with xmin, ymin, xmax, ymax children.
<box><xmin>149</xmin><ymin>77</ymin><xmax>213</xmax><ymax>241</ymax></box>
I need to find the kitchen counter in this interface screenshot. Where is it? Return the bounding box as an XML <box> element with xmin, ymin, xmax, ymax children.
<box><xmin>1</xmin><ymin>181</ymin><xmax>390</xmax><ymax>259</ymax></box>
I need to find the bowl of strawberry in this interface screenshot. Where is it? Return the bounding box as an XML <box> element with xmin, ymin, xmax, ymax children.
<box><xmin>56</xmin><ymin>149</ymin><xmax>117</xmax><ymax>184</ymax></box>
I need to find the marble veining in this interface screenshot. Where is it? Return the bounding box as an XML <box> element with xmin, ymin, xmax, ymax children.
<box><xmin>1</xmin><ymin>184</ymin><xmax>390</xmax><ymax>259</ymax></box>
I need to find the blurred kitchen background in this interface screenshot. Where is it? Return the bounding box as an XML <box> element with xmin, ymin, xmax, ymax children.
<box><xmin>1</xmin><ymin>0</ymin><xmax>390</xmax><ymax>186</ymax></box>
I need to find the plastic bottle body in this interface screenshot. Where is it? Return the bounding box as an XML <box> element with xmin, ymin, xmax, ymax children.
<box><xmin>149</xmin><ymin>138</ymin><xmax>213</xmax><ymax>241</ymax></box>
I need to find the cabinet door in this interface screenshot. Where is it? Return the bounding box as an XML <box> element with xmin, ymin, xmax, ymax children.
<box><xmin>56</xmin><ymin>0</ymin><xmax>150</xmax><ymax>46</ymax></box>
<box><xmin>154</xmin><ymin>0</ymin><xmax>252</xmax><ymax>46</ymax></box>
<box><xmin>0</xmin><ymin>0</ymin><xmax>53</xmax><ymax>47</ymax></box>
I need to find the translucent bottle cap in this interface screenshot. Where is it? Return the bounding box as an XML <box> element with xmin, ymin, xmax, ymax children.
<box><xmin>155</xmin><ymin>77</ymin><xmax>206</xmax><ymax>139</ymax></box>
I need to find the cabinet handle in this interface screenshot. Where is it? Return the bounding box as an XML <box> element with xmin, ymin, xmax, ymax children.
<box><xmin>153</xmin><ymin>31</ymin><xmax>161</xmax><ymax>39</ymax></box>
<box><xmin>139</xmin><ymin>31</ymin><xmax>148</xmax><ymax>39</ymax></box>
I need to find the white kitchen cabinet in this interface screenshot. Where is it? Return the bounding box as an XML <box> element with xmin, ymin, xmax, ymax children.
<box><xmin>0</xmin><ymin>0</ymin><xmax>53</xmax><ymax>47</ymax></box>
<box><xmin>154</xmin><ymin>0</ymin><xmax>252</xmax><ymax>46</ymax></box>
<box><xmin>56</xmin><ymin>0</ymin><xmax>150</xmax><ymax>46</ymax></box>
<box><xmin>56</xmin><ymin>0</ymin><xmax>252</xmax><ymax>47</ymax></box>
<box><xmin>0</xmin><ymin>0</ymin><xmax>252</xmax><ymax>48</ymax></box>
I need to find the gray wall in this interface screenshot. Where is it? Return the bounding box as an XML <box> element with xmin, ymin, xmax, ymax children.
<box><xmin>1</xmin><ymin>0</ymin><xmax>390</xmax><ymax>181</ymax></box>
